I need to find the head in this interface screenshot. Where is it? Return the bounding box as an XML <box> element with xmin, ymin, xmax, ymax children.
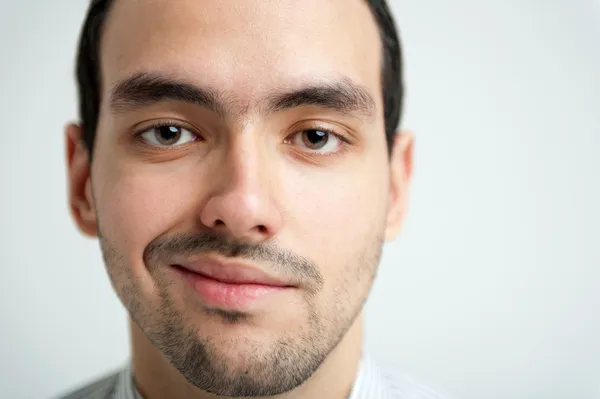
<box><xmin>67</xmin><ymin>0</ymin><xmax>412</xmax><ymax>396</ymax></box>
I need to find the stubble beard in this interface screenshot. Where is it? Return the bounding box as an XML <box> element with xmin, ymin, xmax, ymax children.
<box><xmin>98</xmin><ymin>228</ymin><xmax>384</xmax><ymax>397</ymax></box>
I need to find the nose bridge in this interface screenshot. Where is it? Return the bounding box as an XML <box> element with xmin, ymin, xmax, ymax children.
<box><xmin>224</xmin><ymin>131</ymin><xmax>263</xmax><ymax>194</ymax></box>
<box><xmin>200</xmin><ymin>130</ymin><xmax>280</xmax><ymax>240</ymax></box>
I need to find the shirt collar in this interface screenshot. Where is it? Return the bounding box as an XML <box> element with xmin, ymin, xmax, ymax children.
<box><xmin>117</xmin><ymin>352</ymin><xmax>393</xmax><ymax>399</ymax></box>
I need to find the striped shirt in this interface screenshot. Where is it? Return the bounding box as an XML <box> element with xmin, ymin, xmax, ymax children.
<box><xmin>58</xmin><ymin>353</ymin><xmax>449</xmax><ymax>399</ymax></box>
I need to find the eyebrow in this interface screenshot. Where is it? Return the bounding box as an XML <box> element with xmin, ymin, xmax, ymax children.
<box><xmin>109</xmin><ymin>73</ymin><xmax>228</xmax><ymax>117</ymax></box>
<box><xmin>109</xmin><ymin>72</ymin><xmax>376</xmax><ymax>119</ymax></box>
<box><xmin>264</xmin><ymin>78</ymin><xmax>376</xmax><ymax>118</ymax></box>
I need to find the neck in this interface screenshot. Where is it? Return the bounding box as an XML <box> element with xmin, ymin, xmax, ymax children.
<box><xmin>130</xmin><ymin>314</ymin><xmax>364</xmax><ymax>399</ymax></box>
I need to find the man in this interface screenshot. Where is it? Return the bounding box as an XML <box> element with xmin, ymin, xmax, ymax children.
<box><xmin>61</xmin><ymin>0</ymin><xmax>446</xmax><ymax>398</ymax></box>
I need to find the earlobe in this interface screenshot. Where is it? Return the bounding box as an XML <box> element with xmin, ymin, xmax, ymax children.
<box><xmin>66</xmin><ymin>123</ymin><xmax>98</xmax><ymax>237</ymax></box>
<box><xmin>384</xmin><ymin>131</ymin><xmax>414</xmax><ymax>241</ymax></box>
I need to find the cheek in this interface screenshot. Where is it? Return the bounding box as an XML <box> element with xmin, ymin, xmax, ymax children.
<box><xmin>284</xmin><ymin>164</ymin><xmax>388</xmax><ymax>274</ymax></box>
<box><xmin>93</xmin><ymin>162</ymin><xmax>197</xmax><ymax>270</ymax></box>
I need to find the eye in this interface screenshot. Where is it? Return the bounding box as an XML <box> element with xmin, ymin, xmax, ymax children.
<box><xmin>138</xmin><ymin>125</ymin><xmax>197</xmax><ymax>147</ymax></box>
<box><xmin>288</xmin><ymin>129</ymin><xmax>343</xmax><ymax>154</ymax></box>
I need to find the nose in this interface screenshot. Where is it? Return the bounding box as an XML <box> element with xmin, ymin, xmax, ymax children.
<box><xmin>200</xmin><ymin>137</ymin><xmax>282</xmax><ymax>243</ymax></box>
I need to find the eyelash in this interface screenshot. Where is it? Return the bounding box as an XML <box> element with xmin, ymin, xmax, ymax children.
<box><xmin>285</xmin><ymin>126</ymin><xmax>351</xmax><ymax>156</ymax></box>
<box><xmin>133</xmin><ymin>121</ymin><xmax>351</xmax><ymax>154</ymax></box>
<box><xmin>133</xmin><ymin>120</ymin><xmax>201</xmax><ymax>141</ymax></box>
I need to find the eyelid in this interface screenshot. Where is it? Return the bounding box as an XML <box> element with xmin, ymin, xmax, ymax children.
<box><xmin>289</xmin><ymin>122</ymin><xmax>352</xmax><ymax>145</ymax></box>
<box><xmin>131</xmin><ymin>118</ymin><xmax>354</xmax><ymax>150</ymax></box>
<box><xmin>133</xmin><ymin>119</ymin><xmax>203</xmax><ymax>138</ymax></box>
<box><xmin>282</xmin><ymin>126</ymin><xmax>350</xmax><ymax>159</ymax></box>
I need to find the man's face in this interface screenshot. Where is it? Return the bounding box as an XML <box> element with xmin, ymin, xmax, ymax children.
<box><xmin>68</xmin><ymin>0</ymin><xmax>410</xmax><ymax>396</ymax></box>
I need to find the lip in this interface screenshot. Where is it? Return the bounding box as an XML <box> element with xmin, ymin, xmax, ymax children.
<box><xmin>177</xmin><ymin>258</ymin><xmax>291</xmax><ymax>286</ymax></box>
<box><xmin>172</xmin><ymin>258</ymin><xmax>293</xmax><ymax>310</ymax></box>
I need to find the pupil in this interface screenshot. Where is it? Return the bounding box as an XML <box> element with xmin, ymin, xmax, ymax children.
<box><xmin>157</xmin><ymin>126</ymin><xmax>181</xmax><ymax>143</ymax></box>
<box><xmin>305</xmin><ymin>130</ymin><xmax>328</xmax><ymax>148</ymax></box>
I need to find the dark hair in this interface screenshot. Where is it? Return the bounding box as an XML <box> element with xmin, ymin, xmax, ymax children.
<box><xmin>75</xmin><ymin>0</ymin><xmax>403</xmax><ymax>158</ymax></box>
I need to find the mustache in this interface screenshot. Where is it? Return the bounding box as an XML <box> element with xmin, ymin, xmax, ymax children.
<box><xmin>144</xmin><ymin>232</ymin><xmax>324</xmax><ymax>288</ymax></box>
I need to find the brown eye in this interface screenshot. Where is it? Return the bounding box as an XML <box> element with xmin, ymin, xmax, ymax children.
<box><xmin>302</xmin><ymin>129</ymin><xmax>329</xmax><ymax>149</ymax></box>
<box><xmin>155</xmin><ymin>126</ymin><xmax>182</xmax><ymax>145</ymax></box>
<box><xmin>287</xmin><ymin>128</ymin><xmax>342</xmax><ymax>154</ymax></box>
<box><xmin>139</xmin><ymin>125</ymin><xmax>196</xmax><ymax>147</ymax></box>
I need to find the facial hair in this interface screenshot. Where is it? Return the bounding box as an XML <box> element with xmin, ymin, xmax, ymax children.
<box><xmin>99</xmin><ymin>229</ymin><xmax>384</xmax><ymax>396</ymax></box>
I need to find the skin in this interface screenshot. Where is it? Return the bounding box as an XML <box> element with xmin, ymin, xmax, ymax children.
<box><xmin>66</xmin><ymin>0</ymin><xmax>413</xmax><ymax>398</ymax></box>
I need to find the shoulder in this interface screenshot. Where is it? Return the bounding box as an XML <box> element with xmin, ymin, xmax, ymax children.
<box><xmin>379</xmin><ymin>365</ymin><xmax>454</xmax><ymax>399</ymax></box>
<box><xmin>53</xmin><ymin>370</ymin><xmax>121</xmax><ymax>399</ymax></box>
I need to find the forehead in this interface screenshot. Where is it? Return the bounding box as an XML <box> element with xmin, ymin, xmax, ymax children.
<box><xmin>99</xmin><ymin>0</ymin><xmax>383</xmax><ymax>111</ymax></box>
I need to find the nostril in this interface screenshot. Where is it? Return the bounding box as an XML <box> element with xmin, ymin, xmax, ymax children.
<box><xmin>257</xmin><ymin>225</ymin><xmax>267</xmax><ymax>233</ymax></box>
<box><xmin>215</xmin><ymin>219</ymin><xmax>225</xmax><ymax>227</ymax></box>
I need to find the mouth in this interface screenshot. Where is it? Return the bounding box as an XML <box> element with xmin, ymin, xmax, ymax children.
<box><xmin>171</xmin><ymin>260</ymin><xmax>294</xmax><ymax>311</ymax></box>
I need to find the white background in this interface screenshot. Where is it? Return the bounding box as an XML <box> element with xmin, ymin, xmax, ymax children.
<box><xmin>1</xmin><ymin>1</ymin><xmax>599</xmax><ymax>398</ymax></box>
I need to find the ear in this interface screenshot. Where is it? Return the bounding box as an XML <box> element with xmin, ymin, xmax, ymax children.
<box><xmin>66</xmin><ymin>124</ymin><xmax>98</xmax><ymax>237</ymax></box>
<box><xmin>384</xmin><ymin>131</ymin><xmax>414</xmax><ymax>241</ymax></box>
